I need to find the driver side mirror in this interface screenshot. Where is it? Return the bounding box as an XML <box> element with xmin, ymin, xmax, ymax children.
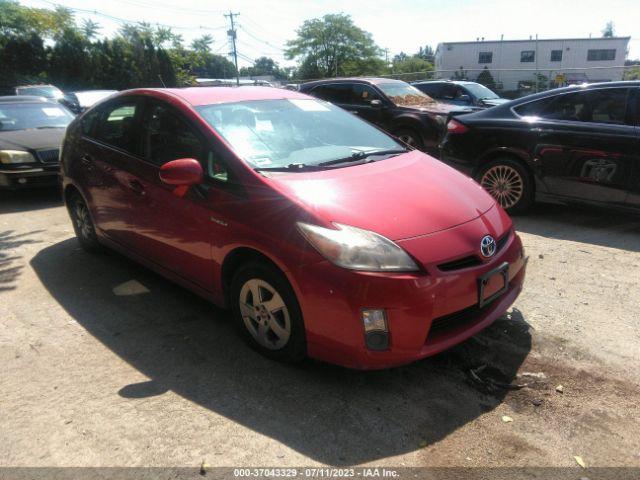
<box><xmin>458</xmin><ymin>94</ymin><xmax>472</xmax><ymax>104</ymax></box>
<box><xmin>370</xmin><ymin>99</ymin><xmax>383</xmax><ymax>108</ymax></box>
<box><xmin>159</xmin><ymin>158</ymin><xmax>203</xmax><ymax>197</ymax></box>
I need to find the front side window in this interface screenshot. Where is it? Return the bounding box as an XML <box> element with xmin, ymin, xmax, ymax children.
<box><xmin>0</xmin><ymin>103</ymin><xmax>73</xmax><ymax>131</ymax></box>
<box><xmin>478</xmin><ymin>52</ymin><xmax>493</xmax><ymax>64</ymax></box>
<box><xmin>351</xmin><ymin>84</ymin><xmax>382</xmax><ymax>106</ymax></box>
<box><xmin>376</xmin><ymin>82</ymin><xmax>435</xmax><ymax>107</ymax></box>
<box><xmin>196</xmin><ymin>99</ymin><xmax>402</xmax><ymax>170</ymax></box>
<box><xmin>94</xmin><ymin>101</ymin><xmax>141</xmax><ymax>155</ymax></box>
<box><xmin>520</xmin><ymin>50</ymin><xmax>535</xmax><ymax>63</ymax></box>
<box><xmin>144</xmin><ymin>103</ymin><xmax>228</xmax><ymax>181</ymax></box>
<box><xmin>550</xmin><ymin>50</ymin><xmax>563</xmax><ymax>62</ymax></box>
<box><xmin>464</xmin><ymin>83</ymin><xmax>499</xmax><ymax>100</ymax></box>
<box><xmin>587</xmin><ymin>49</ymin><xmax>616</xmax><ymax>61</ymax></box>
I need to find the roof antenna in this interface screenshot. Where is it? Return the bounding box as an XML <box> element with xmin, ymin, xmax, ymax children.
<box><xmin>157</xmin><ymin>74</ymin><xmax>166</xmax><ymax>88</ymax></box>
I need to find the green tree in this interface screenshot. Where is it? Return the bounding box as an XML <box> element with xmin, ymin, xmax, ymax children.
<box><xmin>476</xmin><ymin>66</ymin><xmax>496</xmax><ymax>90</ymax></box>
<box><xmin>191</xmin><ymin>34</ymin><xmax>213</xmax><ymax>53</ymax></box>
<box><xmin>602</xmin><ymin>21</ymin><xmax>615</xmax><ymax>37</ymax></box>
<box><xmin>240</xmin><ymin>56</ymin><xmax>287</xmax><ymax>79</ymax></box>
<box><xmin>285</xmin><ymin>13</ymin><xmax>385</xmax><ymax>78</ymax></box>
<box><xmin>417</xmin><ymin>45</ymin><xmax>435</xmax><ymax>63</ymax></box>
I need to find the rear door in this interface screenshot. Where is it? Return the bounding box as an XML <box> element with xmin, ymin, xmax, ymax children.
<box><xmin>527</xmin><ymin>87</ymin><xmax>637</xmax><ymax>206</ymax></box>
<box><xmin>82</xmin><ymin>98</ymin><xmax>145</xmax><ymax>245</ymax></box>
<box><xmin>624</xmin><ymin>87</ymin><xmax>640</xmax><ymax>208</ymax></box>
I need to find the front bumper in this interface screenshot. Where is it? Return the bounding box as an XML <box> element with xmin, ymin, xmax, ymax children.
<box><xmin>0</xmin><ymin>166</ymin><xmax>59</xmax><ymax>189</ymax></box>
<box><xmin>290</xmin><ymin>208</ymin><xmax>527</xmax><ymax>369</ymax></box>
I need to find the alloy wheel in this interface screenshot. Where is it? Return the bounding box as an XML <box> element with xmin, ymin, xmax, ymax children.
<box><xmin>480</xmin><ymin>165</ymin><xmax>524</xmax><ymax>209</ymax></box>
<box><xmin>398</xmin><ymin>133</ymin><xmax>416</xmax><ymax>147</ymax></box>
<box><xmin>239</xmin><ymin>278</ymin><xmax>291</xmax><ymax>350</ymax></box>
<box><xmin>74</xmin><ymin>201</ymin><xmax>93</xmax><ymax>240</ymax></box>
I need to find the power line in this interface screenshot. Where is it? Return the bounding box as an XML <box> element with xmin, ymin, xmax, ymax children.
<box><xmin>237</xmin><ymin>25</ymin><xmax>286</xmax><ymax>52</ymax></box>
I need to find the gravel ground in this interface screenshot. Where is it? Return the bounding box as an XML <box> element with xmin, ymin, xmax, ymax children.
<box><xmin>1</xmin><ymin>188</ymin><xmax>639</xmax><ymax>470</ymax></box>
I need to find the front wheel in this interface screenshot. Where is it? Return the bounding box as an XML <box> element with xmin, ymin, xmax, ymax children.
<box><xmin>476</xmin><ymin>158</ymin><xmax>533</xmax><ymax>214</ymax></box>
<box><xmin>395</xmin><ymin>128</ymin><xmax>424</xmax><ymax>151</ymax></box>
<box><xmin>230</xmin><ymin>262</ymin><xmax>306</xmax><ymax>363</ymax></box>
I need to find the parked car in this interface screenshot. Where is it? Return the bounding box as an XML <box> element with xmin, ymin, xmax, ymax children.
<box><xmin>0</xmin><ymin>95</ymin><xmax>74</xmax><ymax>189</ymax></box>
<box><xmin>412</xmin><ymin>80</ymin><xmax>509</xmax><ymax>110</ymax></box>
<box><xmin>439</xmin><ymin>81</ymin><xmax>640</xmax><ymax>213</ymax></box>
<box><xmin>15</xmin><ymin>84</ymin><xmax>65</xmax><ymax>101</ymax></box>
<box><xmin>299</xmin><ymin>78</ymin><xmax>473</xmax><ymax>155</ymax></box>
<box><xmin>61</xmin><ymin>87</ymin><xmax>526</xmax><ymax>369</ymax></box>
<box><xmin>60</xmin><ymin>90</ymin><xmax>118</xmax><ymax>114</ymax></box>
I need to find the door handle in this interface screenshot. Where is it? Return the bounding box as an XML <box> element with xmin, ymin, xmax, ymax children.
<box><xmin>128</xmin><ymin>179</ymin><xmax>146</xmax><ymax>196</ymax></box>
<box><xmin>80</xmin><ymin>154</ymin><xmax>93</xmax><ymax>165</ymax></box>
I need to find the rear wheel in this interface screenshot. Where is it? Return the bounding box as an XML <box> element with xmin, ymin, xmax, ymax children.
<box><xmin>476</xmin><ymin>158</ymin><xmax>533</xmax><ymax>214</ymax></box>
<box><xmin>230</xmin><ymin>262</ymin><xmax>306</xmax><ymax>363</ymax></box>
<box><xmin>68</xmin><ymin>194</ymin><xmax>102</xmax><ymax>253</ymax></box>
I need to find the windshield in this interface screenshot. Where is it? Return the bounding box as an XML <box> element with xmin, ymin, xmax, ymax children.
<box><xmin>0</xmin><ymin>103</ymin><xmax>74</xmax><ymax>131</ymax></box>
<box><xmin>463</xmin><ymin>83</ymin><xmax>500</xmax><ymax>100</ymax></box>
<box><xmin>16</xmin><ymin>86</ymin><xmax>64</xmax><ymax>100</ymax></box>
<box><xmin>196</xmin><ymin>99</ymin><xmax>403</xmax><ymax>169</ymax></box>
<box><xmin>377</xmin><ymin>83</ymin><xmax>435</xmax><ymax>107</ymax></box>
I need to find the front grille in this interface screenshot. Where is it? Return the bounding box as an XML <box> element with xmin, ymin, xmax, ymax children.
<box><xmin>429</xmin><ymin>303</ymin><xmax>490</xmax><ymax>334</ymax></box>
<box><xmin>36</xmin><ymin>149</ymin><xmax>59</xmax><ymax>164</ymax></box>
<box><xmin>437</xmin><ymin>230</ymin><xmax>511</xmax><ymax>272</ymax></box>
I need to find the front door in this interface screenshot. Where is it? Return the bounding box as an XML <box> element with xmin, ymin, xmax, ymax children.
<box><xmin>533</xmin><ymin>87</ymin><xmax>637</xmax><ymax>207</ymax></box>
<box><xmin>121</xmin><ymin>100</ymin><xmax>232</xmax><ymax>290</ymax></box>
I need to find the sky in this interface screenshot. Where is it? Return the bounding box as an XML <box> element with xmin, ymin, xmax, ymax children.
<box><xmin>20</xmin><ymin>0</ymin><xmax>640</xmax><ymax>67</ymax></box>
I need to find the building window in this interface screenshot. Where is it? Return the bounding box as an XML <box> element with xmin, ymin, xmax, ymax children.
<box><xmin>520</xmin><ymin>50</ymin><xmax>535</xmax><ymax>62</ymax></box>
<box><xmin>478</xmin><ymin>51</ymin><xmax>493</xmax><ymax>64</ymax></box>
<box><xmin>587</xmin><ymin>49</ymin><xmax>616</xmax><ymax>61</ymax></box>
<box><xmin>550</xmin><ymin>50</ymin><xmax>563</xmax><ymax>62</ymax></box>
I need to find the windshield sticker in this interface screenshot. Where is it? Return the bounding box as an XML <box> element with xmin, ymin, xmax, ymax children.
<box><xmin>251</xmin><ymin>157</ymin><xmax>273</xmax><ymax>166</ymax></box>
<box><xmin>42</xmin><ymin>108</ymin><xmax>64</xmax><ymax>117</ymax></box>
<box><xmin>288</xmin><ymin>99</ymin><xmax>330</xmax><ymax>112</ymax></box>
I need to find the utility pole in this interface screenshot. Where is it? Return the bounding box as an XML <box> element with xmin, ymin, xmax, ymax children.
<box><xmin>225</xmin><ymin>11</ymin><xmax>240</xmax><ymax>86</ymax></box>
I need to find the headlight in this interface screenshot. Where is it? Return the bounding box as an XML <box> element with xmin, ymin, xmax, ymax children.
<box><xmin>297</xmin><ymin>222</ymin><xmax>419</xmax><ymax>272</ymax></box>
<box><xmin>0</xmin><ymin>150</ymin><xmax>36</xmax><ymax>164</ymax></box>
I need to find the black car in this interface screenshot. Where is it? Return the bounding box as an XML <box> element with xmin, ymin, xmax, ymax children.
<box><xmin>59</xmin><ymin>90</ymin><xmax>118</xmax><ymax>114</ymax></box>
<box><xmin>299</xmin><ymin>78</ymin><xmax>473</xmax><ymax>155</ymax></box>
<box><xmin>0</xmin><ymin>96</ymin><xmax>74</xmax><ymax>189</ymax></box>
<box><xmin>412</xmin><ymin>80</ymin><xmax>509</xmax><ymax>110</ymax></box>
<box><xmin>439</xmin><ymin>81</ymin><xmax>640</xmax><ymax>213</ymax></box>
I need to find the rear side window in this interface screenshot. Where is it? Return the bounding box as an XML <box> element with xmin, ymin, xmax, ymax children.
<box><xmin>515</xmin><ymin>88</ymin><xmax>630</xmax><ymax>125</ymax></box>
<box><xmin>94</xmin><ymin>101</ymin><xmax>141</xmax><ymax>155</ymax></box>
<box><xmin>311</xmin><ymin>84</ymin><xmax>352</xmax><ymax>104</ymax></box>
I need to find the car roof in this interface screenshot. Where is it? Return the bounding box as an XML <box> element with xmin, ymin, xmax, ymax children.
<box><xmin>0</xmin><ymin>95</ymin><xmax>51</xmax><ymax>104</ymax></box>
<box><xmin>301</xmin><ymin>77</ymin><xmax>405</xmax><ymax>89</ymax></box>
<box><xmin>507</xmin><ymin>80</ymin><xmax>640</xmax><ymax>105</ymax></box>
<box><xmin>413</xmin><ymin>80</ymin><xmax>477</xmax><ymax>86</ymax></box>
<box><xmin>120</xmin><ymin>86</ymin><xmax>310</xmax><ymax>107</ymax></box>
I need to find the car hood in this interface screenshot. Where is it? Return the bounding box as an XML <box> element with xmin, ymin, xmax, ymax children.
<box><xmin>0</xmin><ymin>128</ymin><xmax>66</xmax><ymax>151</ymax></box>
<box><xmin>264</xmin><ymin>151</ymin><xmax>496</xmax><ymax>241</ymax></box>
<box><xmin>479</xmin><ymin>98</ymin><xmax>510</xmax><ymax>107</ymax></box>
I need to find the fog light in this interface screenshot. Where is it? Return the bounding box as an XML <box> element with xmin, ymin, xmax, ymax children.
<box><xmin>362</xmin><ymin>309</ymin><xmax>389</xmax><ymax>351</ymax></box>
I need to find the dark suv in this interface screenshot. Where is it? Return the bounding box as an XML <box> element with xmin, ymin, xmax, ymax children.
<box><xmin>413</xmin><ymin>81</ymin><xmax>509</xmax><ymax>110</ymax></box>
<box><xmin>300</xmin><ymin>78</ymin><xmax>472</xmax><ymax>155</ymax></box>
<box><xmin>439</xmin><ymin>81</ymin><xmax>640</xmax><ymax>213</ymax></box>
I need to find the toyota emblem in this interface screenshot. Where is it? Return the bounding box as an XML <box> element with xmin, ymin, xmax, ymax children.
<box><xmin>480</xmin><ymin>235</ymin><xmax>497</xmax><ymax>258</ymax></box>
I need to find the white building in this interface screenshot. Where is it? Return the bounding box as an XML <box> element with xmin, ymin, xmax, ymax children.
<box><xmin>435</xmin><ymin>36</ymin><xmax>630</xmax><ymax>92</ymax></box>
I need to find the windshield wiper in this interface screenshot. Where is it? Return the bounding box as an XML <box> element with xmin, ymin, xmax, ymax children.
<box><xmin>318</xmin><ymin>148</ymin><xmax>407</xmax><ymax>167</ymax></box>
<box><xmin>254</xmin><ymin>163</ymin><xmax>326</xmax><ymax>172</ymax></box>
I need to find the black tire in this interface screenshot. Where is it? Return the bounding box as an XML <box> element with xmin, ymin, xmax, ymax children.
<box><xmin>395</xmin><ymin>128</ymin><xmax>424</xmax><ymax>151</ymax></box>
<box><xmin>476</xmin><ymin>158</ymin><xmax>534</xmax><ymax>214</ymax></box>
<box><xmin>230</xmin><ymin>262</ymin><xmax>306</xmax><ymax>363</ymax></box>
<box><xmin>68</xmin><ymin>193</ymin><xmax>103</xmax><ymax>253</ymax></box>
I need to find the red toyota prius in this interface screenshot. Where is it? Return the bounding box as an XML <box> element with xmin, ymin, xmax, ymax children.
<box><xmin>60</xmin><ymin>87</ymin><xmax>527</xmax><ymax>369</ymax></box>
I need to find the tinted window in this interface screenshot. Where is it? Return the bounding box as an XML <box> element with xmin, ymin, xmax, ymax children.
<box><xmin>351</xmin><ymin>84</ymin><xmax>381</xmax><ymax>106</ymax></box>
<box><xmin>414</xmin><ymin>83</ymin><xmax>442</xmax><ymax>97</ymax></box>
<box><xmin>81</xmin><ymin>109</ymin><xmax>101</xmax><ymax>136</ymax></box>
<box><xmin>441</xmin><ymin>84</ymin><xmax>458</xmax><ymax>100</ymax></box>
<box><xmin>95</xmin><ymin>101</ymin><xmax>141</xmax><ymax>155</ymax></box>
<box><xmin>144</xmin><ymin>103</ymin><xmax>228</xmax><ymax>181</ymax></box>
<box><xmin>311</xmin><ymin>84</ymin><xmax>352</xmax><ymax>104</ymax></box>
<box><xmin>516</xmin><ymin>89</ymin><xmax>629</xmax><ymax>124</ymax></box>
